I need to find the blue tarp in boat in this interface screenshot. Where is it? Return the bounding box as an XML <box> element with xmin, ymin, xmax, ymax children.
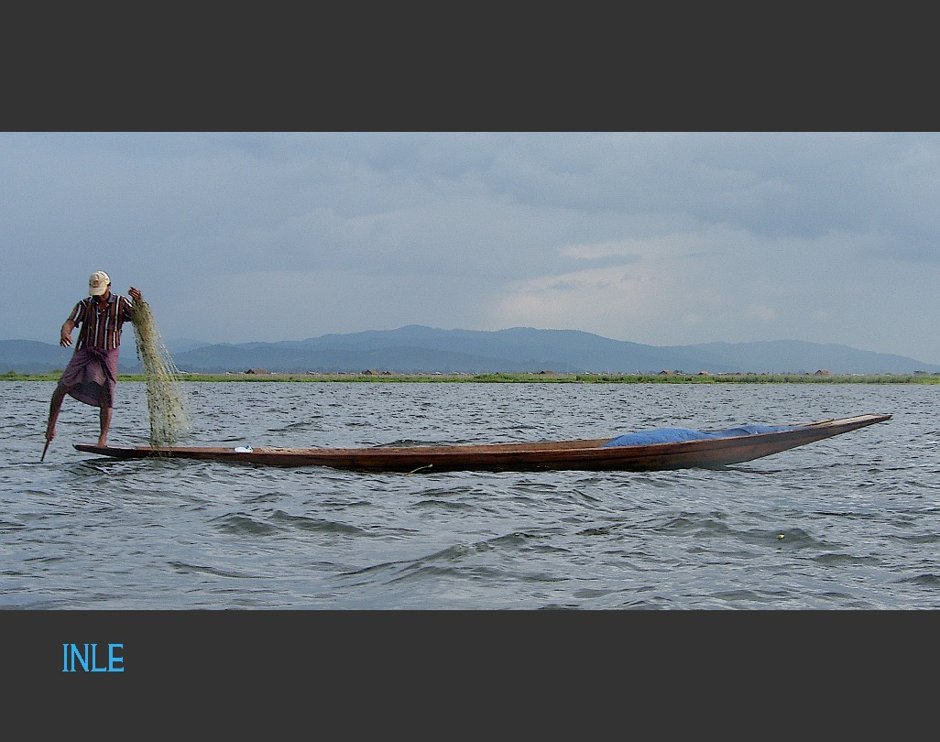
<box><xmin>602</xmin><ymin>424</ymin><xmax>796</xmax><ymax>447</ymax></box>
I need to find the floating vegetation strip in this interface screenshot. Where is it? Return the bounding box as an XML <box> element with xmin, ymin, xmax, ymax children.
<box><xmin>3</xmin><ymin>371</ymin><xmax>938</xmax><ymax>384</ymax></box>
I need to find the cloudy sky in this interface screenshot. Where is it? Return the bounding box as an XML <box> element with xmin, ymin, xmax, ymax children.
<box><xmin>3</xmin><ymin>131</ymin><xmax>939</xmax><ymax>364</ymax></box>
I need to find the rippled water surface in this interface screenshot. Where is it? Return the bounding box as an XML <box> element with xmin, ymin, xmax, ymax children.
<box><xmin>2</xmin><ymin>380</ymin><xmax>938</xmax><ymax>609</ymax></box>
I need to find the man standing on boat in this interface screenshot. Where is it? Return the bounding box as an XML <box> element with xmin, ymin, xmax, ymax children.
<box><xmin>45</xmin><ymin>271</ymin><xmax>143</xmax><ymax>448</ymax></box>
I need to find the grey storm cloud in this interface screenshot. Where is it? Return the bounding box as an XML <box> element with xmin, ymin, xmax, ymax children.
<box><xmin>2</xmin><ymin>131</ymin><xmax>939</xmax><ymax>364</ymax></box>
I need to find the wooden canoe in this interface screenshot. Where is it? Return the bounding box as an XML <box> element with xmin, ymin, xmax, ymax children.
<box><xmin>72</xmin><ymin>413</ymin><xmax>891</xmax><ymax>473</ymax></box>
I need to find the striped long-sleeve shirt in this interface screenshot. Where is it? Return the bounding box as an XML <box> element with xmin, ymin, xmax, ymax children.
<box><xmin>68</xmin><ymin>294</ymin><xmax>136</xmax><ymax>351</ymax></box>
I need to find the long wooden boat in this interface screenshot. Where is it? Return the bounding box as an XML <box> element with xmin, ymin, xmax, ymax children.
<box><xmin>72</xmin><ymin>413</ymin><xmax>891</xmax><ymax>473</ymax></box>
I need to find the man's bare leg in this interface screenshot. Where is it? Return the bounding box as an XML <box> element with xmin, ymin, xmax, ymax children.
<box><xmin>98</xmin><ymin>403</ymin><xmax>113</xmax><ymax>448</ymax></box>
<box><xmin>46</xmin><ymin>383</ymin><xmax>68</xmax><ymax>442</ymax></box>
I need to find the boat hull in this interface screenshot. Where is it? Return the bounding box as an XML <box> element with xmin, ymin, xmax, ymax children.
<box><xmin>72</xmin><ymin>414</ymin><xmax>891</xmax><ymax>473</ymax></box>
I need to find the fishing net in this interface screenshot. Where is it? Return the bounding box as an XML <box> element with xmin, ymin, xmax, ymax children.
<box><xmin>132</xmin><ymin>298</ymin><xmax>190</xmax><ymax>447</ymax></box>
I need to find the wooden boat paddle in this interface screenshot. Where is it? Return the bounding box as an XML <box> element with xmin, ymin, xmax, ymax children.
<box><xmin>41</xmin><ymin>438</ymin><xmax>51</xmax><ymax>462</ymax></box>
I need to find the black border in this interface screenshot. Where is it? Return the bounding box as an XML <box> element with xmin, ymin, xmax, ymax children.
<box><xmin>5</xmin><ymin>609</ymin><xmax>935</xmax><ymax>727</ymax></box>
<box><xmin>5</xmin><ymin>4</ymin><xmax>937</xmax><ymax>132</ymax></box>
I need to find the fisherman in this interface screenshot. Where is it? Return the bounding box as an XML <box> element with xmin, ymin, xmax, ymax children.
<box><xmin>45</xmin><ymin>271</ymin><xmax>143</xmax><ymax>448</ymax></box>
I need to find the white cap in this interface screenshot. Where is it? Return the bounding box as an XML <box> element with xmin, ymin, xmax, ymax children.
<box><xmin>88</xmin><ymin>271</ymin><xmax>110</xmax><ymax>296</ymax></box>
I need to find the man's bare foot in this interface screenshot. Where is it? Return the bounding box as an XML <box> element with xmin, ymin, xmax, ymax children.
<box><xmin>97</xmin><ymin>435</ymin><xmax>108</xmax><ymax>447</ymax></box>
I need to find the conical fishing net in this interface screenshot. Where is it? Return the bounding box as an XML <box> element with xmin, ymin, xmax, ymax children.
<box><xmin>132</xmin><ymin>299</ymin><xmax>189</xmax><ymax>447</ymax></box>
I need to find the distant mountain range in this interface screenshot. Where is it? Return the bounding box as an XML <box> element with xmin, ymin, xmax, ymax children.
<box><xmin>3</xmin><ymin>326</ymin><xmax>939</xmax><ymax>375</ymax></box>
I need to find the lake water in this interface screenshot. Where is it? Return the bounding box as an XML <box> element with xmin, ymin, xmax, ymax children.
<box><xmin>1</xmin><ymin>380</ymin><xmax>938</xmax><ymax>610</ymax></box>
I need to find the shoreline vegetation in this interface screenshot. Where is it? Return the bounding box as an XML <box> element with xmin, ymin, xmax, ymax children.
<box><xmin>4</xmin><ymin>370</ymin><xmax>939</xmax><ymax>384</ymax></box>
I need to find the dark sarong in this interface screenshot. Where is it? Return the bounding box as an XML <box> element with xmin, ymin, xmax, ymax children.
<box><xmin>59</xmin><ymin>347</ymin><xmax>120</xmax><ymax>408</ymax></box>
